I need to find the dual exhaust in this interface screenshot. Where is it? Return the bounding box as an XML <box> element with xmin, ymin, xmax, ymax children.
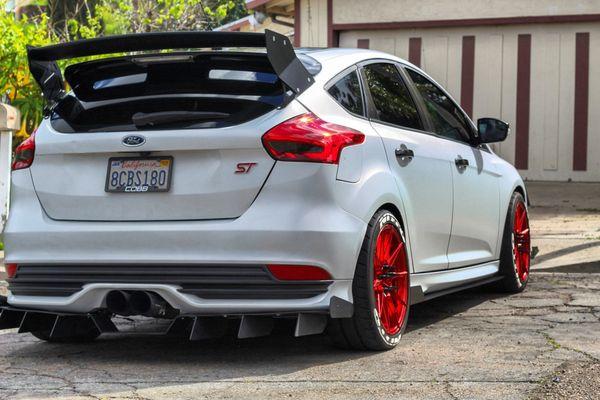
<box><xmin>105</xmin><ymin>291</ymin><xmax>177</xmax><ymax>318</ymax></box>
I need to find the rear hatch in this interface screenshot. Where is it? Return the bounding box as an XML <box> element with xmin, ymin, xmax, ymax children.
<box><xmin>29</xmin><ymin>51</ymin><xmax>305</xmax><ymax>221</ymax></box>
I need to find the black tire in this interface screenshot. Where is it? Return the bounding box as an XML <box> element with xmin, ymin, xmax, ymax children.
<box><xmin>496</xmin><ymin>191</ymin><xmax>531</xmax><ymax>293</ymax></box>
<box><xmin>328</xmin><ymin>210</ymin><xmax>410</xmax><ymax>351</ymax></box>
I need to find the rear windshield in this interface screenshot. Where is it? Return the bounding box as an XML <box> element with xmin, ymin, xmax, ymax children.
<box><xmin>51</xmin><ymin>52</ymin><xmax>291</xmax><ymax>132</ymax></box>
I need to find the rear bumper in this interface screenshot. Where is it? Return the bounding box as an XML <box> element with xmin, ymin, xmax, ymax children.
<box><xmin>6</xmin><ymin>281</ymin><xmax>352</xmax><ymax>315</ymax></box>
<box><xmin>4</xmin><ymin>163</ymin><xmax>366</xmax><ymax>313</ymax></box>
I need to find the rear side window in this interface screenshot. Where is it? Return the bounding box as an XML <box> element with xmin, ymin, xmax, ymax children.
<box><xmin>327</xmin><ymin>69</ymin><xmax>364</xmax><ymax>116</ymax></box>
<box><xmin>406</xmin><ymin>69</ymin><xmax>473</xmax><ymax>143</ymax></box>
<box><xmin>362</xmin><ymin>63</ymin><xmax>422</xmax><ymax>130</ymax></box>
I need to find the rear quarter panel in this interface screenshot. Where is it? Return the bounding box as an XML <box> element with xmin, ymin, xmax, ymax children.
<box><xmin>297</xmin><ymin>72</ymin><xmax>415</xmax><ymax>271</ymax></box>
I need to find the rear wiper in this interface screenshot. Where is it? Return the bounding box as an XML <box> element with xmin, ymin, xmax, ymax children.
<box><xmin>132</xmin><ymin>111</ymin><xmax>230</xmax><ymax>127</ymax></box>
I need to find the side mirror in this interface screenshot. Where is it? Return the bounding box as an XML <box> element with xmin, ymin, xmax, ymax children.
<box><xmin>477</xmin><ymin>118</ymin><xmax>509</xmax><ymax>143</ymax></box>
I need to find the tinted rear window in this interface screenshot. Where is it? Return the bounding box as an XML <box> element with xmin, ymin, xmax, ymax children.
<box><xmin>52</xmin><ymin>52</ymin><xmax>287</xmax><ymax>132</ymax></box>
<box><xmin>328</xmin><ymin>69</ymin><xmax>364</xmax><ymax>116</ymax></box>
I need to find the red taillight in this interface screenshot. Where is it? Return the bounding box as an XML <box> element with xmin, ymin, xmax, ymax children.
<box><xmin>267</xmin><ymin>264</ymin><xmax>332</xmax><ymax>281</ymax></box>
<box><xmin>12</xmin><ymin>131</ymin><xmax>36</xmax><ymax>171</ymax></box>
<box><xmin>5</xmin><ymin>264</ymin><xmax>17</xmax><ymax>279</ymax></box>
<box><xmin>262</xmin><ymin>113</ymin><xmax>365</xmax><ymax>164</ymax></box>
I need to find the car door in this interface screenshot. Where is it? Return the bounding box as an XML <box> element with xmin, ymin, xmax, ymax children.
<box><xmin>360</xmin><ymin>62</ymin><xmax>453</xmax><ymax>272</ymax></box>
<box><xmin>404</xmin><ymin>67</ymin><xmax>501</xmax><ymax>268</ymax></box>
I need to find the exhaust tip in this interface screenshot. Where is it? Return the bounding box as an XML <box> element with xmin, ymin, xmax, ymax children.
<box><xmin>129</xmin><ymin>291</ymin><xmax>152</xmax><ymax>316</ymax></box>
<box><xmin>105</xmin><ymin>291</ymin><xmax>133</xmax><ymax>316</ymax></box>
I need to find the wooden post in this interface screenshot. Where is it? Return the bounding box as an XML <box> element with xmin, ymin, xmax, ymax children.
<box><xmin>0</xmin><ymin>104</ymin><xmax>20</xmax><ymax>232</ymax></box>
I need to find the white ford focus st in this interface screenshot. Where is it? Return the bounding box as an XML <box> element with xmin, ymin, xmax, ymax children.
<box><xmin>0</xmin><ymin>30</ymin><xmax>531</xmax><ymax>350</ymax></box>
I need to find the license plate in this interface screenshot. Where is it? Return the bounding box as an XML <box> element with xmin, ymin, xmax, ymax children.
<box><xmin>105</xmin><ymin>156</ymin><xmax>173</xmax><ymax>193</ymax></box>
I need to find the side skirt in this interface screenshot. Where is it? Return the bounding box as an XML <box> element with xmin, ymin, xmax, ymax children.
<box><xmin>410</xmin><ymin>260</ymin><xmax>501</xmax><ymax>305</ymax></box>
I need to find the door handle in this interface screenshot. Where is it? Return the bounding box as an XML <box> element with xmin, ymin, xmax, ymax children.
<box><xmin>395</xmin><ymin>147</ymin><xmax>415</xmax><ymax>158</ymax></box>
<box><xmin>455</xmin><ymin>157</ymin><xmax>469</xmax><ymax>168</ymax></box>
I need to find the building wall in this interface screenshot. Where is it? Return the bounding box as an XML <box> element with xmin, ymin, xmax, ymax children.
<box><xmin>297</xmin><ymin>0</ymin><xmax>600</xmax><ymax>181</ymax></box>
<box><xmin>299</xmin><ymin>0</ymin><xmax>328</xmax><ymax>47</ymax></box>
<box><xmin>331</xmin><ymin>0</ymin><xmax>600</xmax><ymax>24</ymax></box>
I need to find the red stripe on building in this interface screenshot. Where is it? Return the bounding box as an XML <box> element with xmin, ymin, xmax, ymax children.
<box><xmin>246</xmin><ymin>0</ymin><xmax>270</xmax><ymax>10</ymax></box>
<box><xmin>327</xmin><ymin>0</ymin><xmax>339</xmax><ymax>47</ymax></box>
<box><xmin>461</xmin><ymin>36</ymin><xmax>476</xmax><ymax>118</ymax></box>
<box><xmin>357</xmin><ymin>39</ymin><xmax>370</xmax><ymax>49</ymax></box>
<box><xmin>573</xmin><ymin>32</ymin><xmax>590</xmax><ymax>171</ymax></box>
<box><xmin>408</xmin><ymin>37</ymin><xmax>422</xmax><ymax>67</ymax></box>
<box><xmin>515</xmin><ymin>34</ymin><xmax>531</xmax><ymax>170</ymax></box>
<box><xmin>294</xmin><ymin>0</ymin><xmax>301</xmax><ymax>47</ymax></box>
<box><xmin>331</xmin><ymin>14</ymin><xmax>600</xmax><ymax>31</ymax></box>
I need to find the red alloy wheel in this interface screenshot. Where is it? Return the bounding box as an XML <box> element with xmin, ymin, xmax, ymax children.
<box><xmin>513</xmin><ymin>201</ymin><xmax>531</xmax><ymax>283</ymax></box>
<box><xmin>372</xmin><ymin>224</ymin><xmax>409</xmax><ymax>336</ymax></box>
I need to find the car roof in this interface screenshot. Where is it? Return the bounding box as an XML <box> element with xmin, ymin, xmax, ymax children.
<box><xmin>297</xmin><ymin>47</ymin><xmax>420</xmax><ymax>82</ymax></box>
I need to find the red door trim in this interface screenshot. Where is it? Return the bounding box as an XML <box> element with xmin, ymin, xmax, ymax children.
<box><xmin>357</xmin><ymin>39</ymin><xmax>370</xmax><ymax>49</ymax></box>
<box><xmin>327</xmin><ymin>0</ymin><xmax>338</xmax><ymax>47</ymax></box>
<box><xmin>461</xmin><ymin>36</ymin><xmax>476</xmax><ymax>118</ymax></box>
<box><xmin>515</xmin><ymin>34</ymin><xmax>531</xmax><ymax>170</ymax></box>
<box><xmin>294</xmin><ymin>0</ymin><xmax>301</xmax><ymax>47</ymax></box>
<box><xmin>408</xmin><ymin>37</ymin><xmax>422</xmax><ymax>67</ymax></box>
<box><xmin>573</xmin><ymin>32</ymin><xmax>590</xmax><ymax>171</ymax></box>
<box><xmin>331</xmin><ymin>14</ymin><xmax>600</xmax><ymax>31</ymax></box>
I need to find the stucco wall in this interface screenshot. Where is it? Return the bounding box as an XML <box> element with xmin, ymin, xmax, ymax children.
<box><xmin>332</xmin><ymin>0</ymin><xmax>600</xmax><ymax>24</ymax></box>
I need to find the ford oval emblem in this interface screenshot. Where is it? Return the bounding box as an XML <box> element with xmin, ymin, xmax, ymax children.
<box><xmin>122</xmin><ymin>135</ymin><xmax>146</xmax><ymax>147</ymax></box>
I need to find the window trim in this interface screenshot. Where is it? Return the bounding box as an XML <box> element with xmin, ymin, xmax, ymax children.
<box><xmin>324</xmin><ymin>65</ymin><xmax>367</xmax><ymax>119</ymax></box>
<box><xmin>358</xmin><ymin>59</ymin><xmax>426</xmax><ymax>133</ymax></box>
<box><xmin>401</xmin><ymin>64</ymin><xmax>481</xmax><ymax>148</ymax></box>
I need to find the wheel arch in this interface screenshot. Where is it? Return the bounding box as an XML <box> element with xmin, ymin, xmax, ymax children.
<box><xmin>494</xmin><ymin>180</ymin><xmax>528</xmax><ymax>258</ymax></box>
<box><xmin>376</xmin><ymin>202</ymin><xmax>405</xmax><ymax>230</ymax></box>
<box><xmin>513</xmin><ymin>184</ymin><xmax>527</xmax><ymax>205</ymax></box>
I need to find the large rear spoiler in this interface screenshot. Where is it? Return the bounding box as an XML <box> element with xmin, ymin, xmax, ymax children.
<box><xmin>27</xmin><ymin>29</ymin><xmax>314</xmax><ymax>103</ymax></box>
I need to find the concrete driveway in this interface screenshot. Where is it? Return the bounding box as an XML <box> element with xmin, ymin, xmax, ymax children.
<box><xmin>0</xmin><ymin>181</ymin><xmax>598</xmax><ymax>400</ymax></box>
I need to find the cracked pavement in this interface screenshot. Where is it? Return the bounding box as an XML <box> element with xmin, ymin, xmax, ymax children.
<box><xmin>0</xmin><ymin>181</ymin><xmax>598</xmax><ymax>399</ymax></box>
<box><xmin>0</xmin><ymin>272</ymin><xmax>598</xmax><ymax>399</ymax></box>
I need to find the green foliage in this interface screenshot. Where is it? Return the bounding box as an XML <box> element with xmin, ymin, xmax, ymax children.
<box><xmin>203</xmin><ymin>0</ymin><xmax>247</xmax><ymax>29</ymax></box>
<box><xmin>89</xmin><ymin>0</ymin><xmax>247</xmax><ymax>34</ymax></box>
<box><xmin>0</xmin><ymin>2</ymin><xmax>53</xmax><ymax>139</ymax></box>
<box><xmin>0</xmin><ymin>0</ymin><xmax>248</xmax><ymax>144</ymax></box>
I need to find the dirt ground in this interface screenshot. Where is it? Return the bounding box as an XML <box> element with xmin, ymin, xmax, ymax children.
<box><xmin>0</xmin><ymin>181</ymin><xmax>598</xmax><ymax>400</ymax></box>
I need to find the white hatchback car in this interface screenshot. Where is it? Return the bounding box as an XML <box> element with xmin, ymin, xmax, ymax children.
<box><xmin>0</xmin><ymin>30</ymin><xmax>531</xmax><ymax>350</ymax></box>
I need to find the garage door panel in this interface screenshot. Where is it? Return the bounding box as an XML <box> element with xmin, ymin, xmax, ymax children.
<box><xmin>422</xmin><ymin>36</ymin><xmax>449</xmax><ymax>87</ymax></box>
<box><xmin>474</xmin><ymin>34</ymin><xmax>503</xmax><ymax>155</ymax></box>
<box><xmin>541</xmin><ymin>33</ymin><xmax>561</xmax><ymax>172</ymax></box>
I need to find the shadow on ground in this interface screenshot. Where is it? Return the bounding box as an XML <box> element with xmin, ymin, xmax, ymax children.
<box><xmin>0</xmin><ymin>280</ymin><xmax>565</xmax><ymax>399</ymax></box>
<box><xmin>8</xmin><ymin>288</ymin><xmax>504</xmax><ymax>366</ymax></box>
<box><xmin>406</xmin><ymin>286</ymin><xmax>505</xmax><ymax>333</ymax></box>
<box><xmin>533</xmin><ymin>241</ymin><xmax>600</xmax><ymax>264</ymax></box>
<box><xmin>537</xmin><ymin>260</ymin><xmax>600</xmax><ymax>273</ymax></box>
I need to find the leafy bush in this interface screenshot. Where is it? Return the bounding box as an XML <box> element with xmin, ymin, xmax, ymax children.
<box><xmin>0</xmin><ymin>4</ymin><xmax>52</xmax><ymax>144</ymax></box>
